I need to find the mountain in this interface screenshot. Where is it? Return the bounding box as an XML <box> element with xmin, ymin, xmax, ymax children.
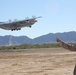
<box><xmin>0</xmin><ymin>31</ymin><xmax>76</xmax><ymax>46</ymax></box>
<box><xmin>32</xmin><ymin>31</ymin><xmax>76</xmax><ymax>44</ymax></box>
<box><xmin>0</xmin><ymin>35</ymin><xmax>32</xmax><ymax>46</ymax></box>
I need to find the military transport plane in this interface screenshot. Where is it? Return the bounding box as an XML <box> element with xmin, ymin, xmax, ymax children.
<box><xmin>0</xmin><ymin>16</ymin><xmax>41</xmax><ymax>31</ymax></box>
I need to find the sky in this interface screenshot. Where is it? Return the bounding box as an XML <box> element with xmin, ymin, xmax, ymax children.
<box><xmin>0</xmin><ymin>0</ymin><xmax>76</xmax><ymax>38</ymax></box>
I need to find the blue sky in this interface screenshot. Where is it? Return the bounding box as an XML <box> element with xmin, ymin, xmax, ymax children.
<box><xmin>0</xmin><ymin>0</ymin><xmax>76</xmax><ymax>38</ymax></box>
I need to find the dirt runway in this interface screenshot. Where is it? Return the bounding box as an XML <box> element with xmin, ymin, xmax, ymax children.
<box><xmin>0</xmin><ymin>48</ymin><xmax>76</xmax><ymax>75</ymax></box>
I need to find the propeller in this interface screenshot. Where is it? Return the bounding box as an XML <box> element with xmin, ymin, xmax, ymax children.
<box><xmin>38</xmin><ymin>16</ymin><xmax>42</xmax><ymax>18</ymax></box>
<box><xmin>32</xmin><ymin>16</ymin><xmax>36</xmax><ymax>19</ymax></box>
<box><xmin>9</xmin><ymin>19</ymin><xmax>11</xmax><ymax>22</ymax></box>
<box><xmin>14</xmin><ymin>19</ymin><xmax>17</xmax><ymax>21</ymax></box>
<box><xmin>25</xmin><ymin>17</ymin><xmax>29</xmax><ymax>20</ymax></box>
<box><xmin>32</xmin><ymin>16</ymin><xmax>42</xmax><ymax>19</ymax></box>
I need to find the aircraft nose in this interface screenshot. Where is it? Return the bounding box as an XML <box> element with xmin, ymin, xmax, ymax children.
<box><xmin>35</xmin><ymin>20</ymin><xmax>37</xmax><ymax>22</ymax></box>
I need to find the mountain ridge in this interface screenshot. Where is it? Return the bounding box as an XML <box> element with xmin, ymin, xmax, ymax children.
<box><xmin>0</xmin><ymin>31</ymin><xmax>76</xmax><ymax>46</ymax></box>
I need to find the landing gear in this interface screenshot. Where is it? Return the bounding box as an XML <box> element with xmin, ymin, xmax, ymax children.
<box><xmin>17</xmin><ymin>28</ymin><xmax>21</xmax><ymax>30</ymax></box>
<box><xmin>11</xmin><ymin>28</ymin><xmax>21</xmax><ymax>31</ymax></box>
<box><xmin>29</xmin><ymin>26</ymin><xmax>31</xmax><ymax>28</ymax></box>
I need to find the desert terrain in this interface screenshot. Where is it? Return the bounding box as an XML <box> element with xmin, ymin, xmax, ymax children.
<box><xmin>0</xmin><ymin>48</ymin><xmax>76</xmax><ymax>75</ymax></box>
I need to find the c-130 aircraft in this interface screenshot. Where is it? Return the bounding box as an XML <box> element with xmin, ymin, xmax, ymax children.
<box><xmin>0</xmin><ymin>16</ymin><xmax>41</xmax><ymax>31</ymax></box>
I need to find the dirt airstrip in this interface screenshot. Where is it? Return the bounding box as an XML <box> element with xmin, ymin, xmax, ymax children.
<box><xmin>0</xmin><ymin>48</ymin><xmax>75</xmax><ymax>75</ymax></box>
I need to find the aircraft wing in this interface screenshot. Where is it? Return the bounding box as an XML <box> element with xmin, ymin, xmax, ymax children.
<box><xmin>10</xmin><ymin>17</ymin><xmax>39</xmax><ymax>27</ymax></box>
<box><xmin>11</xmin><ymin>16</ymin><xmax>41</xmax><ymax>25</ymax></box>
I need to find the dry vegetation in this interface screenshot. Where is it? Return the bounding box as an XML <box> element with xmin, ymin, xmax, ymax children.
<box><xmin>0</xmin><ymin>43</ymin><xmax>60</xmax><ymax>50</ymax></box>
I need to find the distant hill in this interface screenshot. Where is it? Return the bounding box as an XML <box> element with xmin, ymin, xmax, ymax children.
<box><xmin>33</xmin><ymin>31</ymin><xmax>76</xmax><ymax>44</ymax></box>
<box><xmin>0</xmin><ymin>31</ymin><xmax>76</xmax><ymax>46</ymax></box>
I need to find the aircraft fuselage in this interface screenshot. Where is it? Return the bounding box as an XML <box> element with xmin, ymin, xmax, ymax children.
<box><xmin>0</xmin><ymin>16</ymin><xmax>41</xmax><ymax>31</ymax></box>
